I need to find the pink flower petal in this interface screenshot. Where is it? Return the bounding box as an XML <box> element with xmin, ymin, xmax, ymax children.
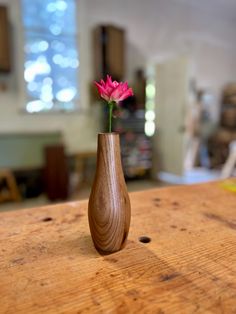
<box><xmin>118</xmin><ymin>88</ymin><xmax>133</xmax><ymax>101</ymax></box>
<box><xmin>110</xmin><ymin>85</ymin><xmax>123</xmax><ymax>102</ymax></box>
<box><xmin>94</xmin><ymin>75</ymin><xmax>133</xmax><ymax>103</ymax></box>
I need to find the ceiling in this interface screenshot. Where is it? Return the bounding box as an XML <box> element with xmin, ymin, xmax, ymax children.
<box><xmin>172</xmin><ymin>0</ymin><xmax>236</xmax><ymax>23</ymax></box>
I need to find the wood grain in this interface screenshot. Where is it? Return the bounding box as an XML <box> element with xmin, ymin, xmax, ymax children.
<box><xmin>0</xmin><ymin>181</ymin><xmax>236</xmax><ymax>313</ymax></box>
<box><xmin>88</xmin><ymin>133</ymin><xmax>131</xmax><ymax>253</ymax></box>
<box><xmin>0</xmin><ymin>6</ymin><xmax>11</xmax><ymax>72</ymax></box>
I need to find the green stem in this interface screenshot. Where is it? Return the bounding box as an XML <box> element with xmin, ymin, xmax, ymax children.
<box><xmin>108</xmin><ymin>102</ymin><xmax>113</xmax><ymax>133</ymax></box>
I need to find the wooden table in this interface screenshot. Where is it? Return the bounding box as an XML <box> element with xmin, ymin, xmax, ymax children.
<box><xmin>1</xmin><ymin>181</ymin><xmax>236</xmax><ymax>313</ymax></box>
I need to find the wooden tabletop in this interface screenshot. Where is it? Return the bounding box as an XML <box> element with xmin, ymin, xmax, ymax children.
<box><xmin>0</xmin><ymin>181</ymin><xmax>236</xmax><ymax>313</ymax></box>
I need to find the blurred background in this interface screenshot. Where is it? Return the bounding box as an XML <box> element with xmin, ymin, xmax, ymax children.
<box><xmin>0</xmin><ymin>0</ymin><xmax>236</xmax><ymax>211</ymax></box>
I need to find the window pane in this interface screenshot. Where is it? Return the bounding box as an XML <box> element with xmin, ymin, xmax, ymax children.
<box><xmin>21</xmin><ymin>0</ymin><xmax>79</xmax><ymax>112</ymax></box>
<box><xmin>22</xmin><ymin>0</ymin><xmax>77</xmax><ymax>35</ymax></box>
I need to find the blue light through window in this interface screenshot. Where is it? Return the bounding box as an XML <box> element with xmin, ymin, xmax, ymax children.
<box><xmin>21</xmin><ymin>0</ymin><xmax>79</xmax><ymax>113</ymax></box>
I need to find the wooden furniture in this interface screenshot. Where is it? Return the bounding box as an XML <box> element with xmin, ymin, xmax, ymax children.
<box><xmin>0</xmin><ymin>6</ymin><xmax>11</xmax><ymax>72</ymax></box>
<box><xmin>0</xmin><ymin>181</ymin><xmax>236</xmax><ymax>313</ymax></box>
<box><xmin>208</xmin><ymin>83</ymin><xmax>236</xmax><ymax>167</ymax></box>
<box><xmin>93</xmin><ymin>25</ymin><xmax>125</xmax><ymax>81</ymax></box>
<box><xmin>221</xmin><ymin>83</ymin><xmax>236</xmax><ymax>129</ymax></box>
<box><xmin>0</xmin><ymin>169</ymin><xmax>21</xmax><ymax>202</ymax></box>
<box><xmin>44</xmin><ymin>145</ymin><xmax>69</xmax><ymax>201</ymax></box>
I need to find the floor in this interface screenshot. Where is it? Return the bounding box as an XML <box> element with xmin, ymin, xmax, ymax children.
<box><xmin>159</xmin><ymin>167</ymin><xmax>222</xmax><ymax>185</ymax></box>
<box><xmin>1</xmin><ymin>167</ymin><xmax>233</xmax><ymax>213</ymax></box>
<box><xmin>0</xmin><ymin>179</ymin><xmax>163</xmax><ymax>213</ymax></box>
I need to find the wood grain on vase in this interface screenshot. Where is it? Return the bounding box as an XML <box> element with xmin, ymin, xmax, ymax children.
<box><xmin>88</xmin><ymin>133</ymin><xmax>131</xmax><ymax>253</ymax></box>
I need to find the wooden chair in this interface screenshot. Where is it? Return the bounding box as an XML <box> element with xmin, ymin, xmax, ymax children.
<box><xmin>0</xmin><ymin>169</ymin><xmax>21</xmax><ymax>203</ymax></box>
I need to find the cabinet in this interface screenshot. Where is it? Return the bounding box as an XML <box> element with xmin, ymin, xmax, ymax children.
<box><xmin>93</xmin><ymin>25</ymin><xmax>125</xmax><ymax>80</ymax></box>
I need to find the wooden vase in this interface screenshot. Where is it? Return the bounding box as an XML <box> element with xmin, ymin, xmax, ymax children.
<box><xmin>88</xmin><ymin>133</ymin><xmax>131</xmax><ymax>253</ymax></box>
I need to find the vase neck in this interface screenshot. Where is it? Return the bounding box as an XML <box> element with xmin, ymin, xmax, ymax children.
<box><xmin>97</xmin><ymin>133</ymin><xmax>122</xmax><ymax>169</ymax></box>
<box><xmin>98</xmin><ymin>133</ymin><xmax>120</xmax><ymax>154</ymax></box>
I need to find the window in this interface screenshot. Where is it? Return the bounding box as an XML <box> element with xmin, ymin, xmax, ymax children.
<box><xmin>21</xmin><ymin>0</ymin><xmax>79</xmax><ymax>113</ymax></box>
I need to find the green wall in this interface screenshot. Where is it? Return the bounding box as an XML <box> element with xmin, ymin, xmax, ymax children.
<box><xmin>0</xmin><ymin>132</ymin><xmax>62</xmax><ymax>169</ymax></box>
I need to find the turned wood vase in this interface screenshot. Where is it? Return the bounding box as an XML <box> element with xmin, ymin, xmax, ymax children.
<box><xmin>88</xmin><ymin>133</ymin><xmax>131</xmax><ymax>253</ymax></box>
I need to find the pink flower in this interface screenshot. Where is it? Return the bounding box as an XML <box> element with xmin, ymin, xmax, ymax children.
<box><xmin>94</xmin><ymin>75</ymin><xmax>133</xmax><ymax>103</ymax></box>
<box><xmin>94</xmin><ymin>75</ymin><xmax>134</xmax><ymax>132</ymax></box>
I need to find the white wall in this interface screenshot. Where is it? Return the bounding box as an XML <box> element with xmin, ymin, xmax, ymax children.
<box><xmin>86</xmin><ymin>0</ymin><xmax>236</xmax><ymax>118</ymax></box>
<box><xmin>0</xmin><ymin>0</ymin><xmax>236</xmax><ymax>152</ymax></box>
<box><xmin>0</xmin><ymin>0</ymin><xmax>101</xmax><ymax>153</ymax></box>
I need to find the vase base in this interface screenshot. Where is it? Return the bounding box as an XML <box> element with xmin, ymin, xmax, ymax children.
<box><xmin>94</xmin><ymin>239</ymin><xmax>128</xmax><ymax>255</ymax></box>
